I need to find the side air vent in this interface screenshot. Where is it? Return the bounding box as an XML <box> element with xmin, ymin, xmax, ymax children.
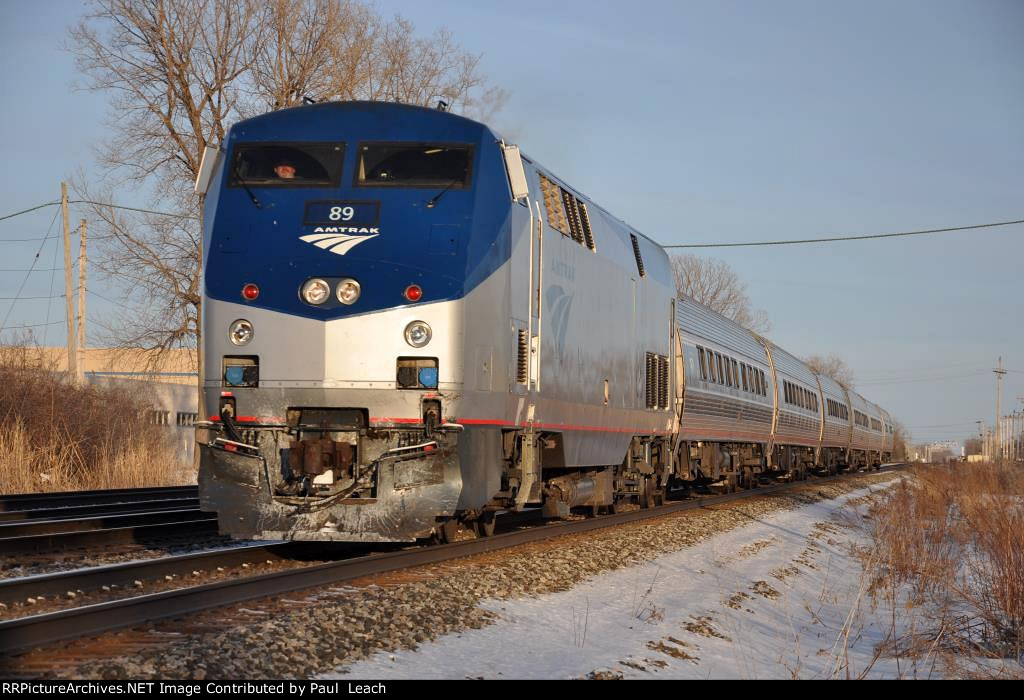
<box><xmin>516</xmin><ymin>330</ymin><xmax>529</xmax><ymax>384</ymax></box>
<box><xmin>561</xmin><ymin>189</ymin><xmax>584</xmax><ymax>244</ymax></box>
<box><xmin>645</xmin><ymin>353</ymin><xmax>656</xmax><ymax>409</ymax></box>
<box><xmin>538</xmin><ymin>174</ymin><xmax>568</xmax><ymax>234</ymax></box>
<box><xmin>630</xmin><ymin>234</ymin><xmax>646</xmax><ymax>277</ymax></box>
<box><xmin>645</xmin><ymin>352</ymin><xmax>669</xmax><ymax>409</ymax></box>
<box><xmin>578</xmin><ymin>200</ymin><xmax>595</xmax><ymax>250</ymax></box>
<box><xmin>539</xmin><ymin>172</ymin><xmax>596</xmax><ymax>252</ymax></box>
<box><xmin>658</xmin><ymin>355</ymin><xmax>669</xmax><ymax>409</ymax></box>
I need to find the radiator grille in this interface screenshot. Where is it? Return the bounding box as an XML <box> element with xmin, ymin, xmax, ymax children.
<box><xmin>539</xmin><ymin>174</ymin><xmax>568</xmax><ymax>234</ymax></box>
<box><xmin>516</xmin><ymin>330</ymin><xmax>529</xmax><ymax>384</ymax></box>
<box><xmin>578</xmin><ymin>200</ymin><xmax>595</xmax><ymax>250</ymax></box>
<box><xmin>630</xmin><ymin>233</ymin><xmax>646</xmax><ymax>277</ymax></box>
<box><xmin>658</xmin><ymin>355</ymin><xmax>669</xmax><ymax>409</ymax></box>
<box><xmin>561</xmin><ymin>189</ymin><xmax>585</xmax><ymax>244</ymax></box>
<box><xmin>645</xmin><ymin>352</ymin><xmax>669</xmax><ymax>409</ymax></box>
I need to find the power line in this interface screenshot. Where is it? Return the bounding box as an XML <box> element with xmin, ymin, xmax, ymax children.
<box><xmin>856</xmin><ymin>360</ymin><xmax>986</xmax><ymax>380</ymax></box>
<box><xmin>0</xmin><ymin>207</ymin><xmax>61</xmax><ymax>334</ymax></box>
<box><xmin>0</xmin><ymin>201</ymin><xmax>60</xmax><ymax>223</ymax></box>
<box><xmin>907</xmin><ymin>421</ymin><xmax>983</xmax><ymax>429</ymax></box>
<box><xmin>43</xmin><ymin>232</ymin><xmax>61</xmax><ymax>347</ymax></box>
<box><xmin>5</xmin><ymin>200</ymin><xmax>1023</xmax><ymax>250</ymax></box>
<box><xmin>856</xmin><ymin>371</ymin><xmax>989</xmax><ymax>387</ymax></box>
<box><xmin>1</xmin><ymin>319</ymin><xmax>66</xmax><ymax>330</ymax></box>
<box><xmin>71</xmin><ymin>199</ymin><xmax>193</xmax><ymax>220</ymax></box>
<box><xmin>664</xmin><ymin>218</ymin><xmax>1024</xmax><ymax>249</ymax></box>
<box><xmin>87</xmin><ymin>287</ymin><xmax>132</xmax><ymax>307</ymax></box>
<box><xmin>0</xmin><ymin>266</ymin><xmax>63</xmax><ymax>272</ymax></box>
<box><xmin>0</xmin><ymin>232</ymin><xmax>118</xmax><ymax>243</ymax></box>
<box><xmin>0</xmin><ymin>199</ymin><xmax>192</xmax><ymax>226</ymax></box>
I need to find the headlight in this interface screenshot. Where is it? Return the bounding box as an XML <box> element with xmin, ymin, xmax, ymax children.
<box><xmin>336</xmin><ymin>278</ymin><xmax>361</xmax><ymax>305</ymax></box>
<box><xmin>301</xmin><ymin>278</ymin><xmax>331</xmax><ymax>305</ymax></box>
<box><xmin>404</xmin><ymin>321</ymin><xmax>432</xmax><ymax>348</ymax></box>
<box><xmin>229</xmin><ymin>319</ymin><xmax>254</xmax><ymax>346</ymax></box>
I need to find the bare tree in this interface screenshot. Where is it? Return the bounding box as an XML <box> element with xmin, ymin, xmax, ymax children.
<box><xmin>246</xmin><ymin>1</ymin><xmax>505</xmax><ymax>118</ymax></box>
<box><xmin>71</xmin><ymin>1</ymin><xmax>263</xmax><ymax>194</ymax></box>
<box><xmin>70</xmin><ymin>0</ymin><xmax>265</xmax><ymax>387</ymax></box>
<box><xmin>964</xmin><ymin>436</ymin><xmax>982</xmax><ymax>456</ymax></box>
<box><xmin>356</xmin><ymin>18</ymin><xmax>505</xmax><ymax>120</ymax></box>
<box><xmin>248</xmin><ymin>0</ymin><xmax>367</xmax><ymax>110</ymax></box>
<box><xmin>804</xmin><ymin>353</ymin><xmax>856</xmax><ymax>388</ymax></box>
<box><xmin>73</xmin><ymin>186</ymin><xmax>200</xmax><ymax>369</ymax></box>
<box><xmin>891</xmin><ymin>419</ymin><xmax>909</xmax><ymax>460</ymax></box>
<box><xmin>69</xmin><ymin>0</ymin><xmax>504</xmax><ymax>382</ymax></box>
<box><xmin>670</xmin><ymin>254</ymin><xmax>770</xmax><ymax>333</ymax></box>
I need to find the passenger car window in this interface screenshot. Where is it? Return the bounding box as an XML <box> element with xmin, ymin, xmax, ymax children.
<box><xmin>230</xmin><ymin>143</ymin><xmax>344</xmax><ymax>187</ymax></box>
<box><xmin>356</xmin><ymin>143</ymin><xmax>472</xmax><ymax>187</ymax></box>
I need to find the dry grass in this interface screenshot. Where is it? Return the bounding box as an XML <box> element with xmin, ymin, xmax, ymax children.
<box><xmin>859</xmin><ymin>463</ymin><xmax>1024</xmax><ymax>678</ymax></box>
<box><xmin>0</xmin><ymin>357</ymin><xmax>192</xmax><ymax>493</ymax></box>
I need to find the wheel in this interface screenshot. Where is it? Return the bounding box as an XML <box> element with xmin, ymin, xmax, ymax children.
<box><xmin>437</xmin><ymin>519</ymin><xmax>459</xmax><ymax>544</ymax></box>
<box><xmin>473</xmin><ymin>512</ymin><xmax>496</xmax><ymax>538</ymax></box>
<box><xmin>640</xmin><ymin>477</ymin><xmax>656</xmax><ymax>509</ymax></box>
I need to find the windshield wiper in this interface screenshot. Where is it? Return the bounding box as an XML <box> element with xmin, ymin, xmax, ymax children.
<box><xmin>231</xmin><ymin>158</ymin><xmax>262</xmax><ymax>209</ymax></box>
<box><xmin>425</xmin><ymin>179</ymin><xmax>461</xmax><ymax>209</ymax></box>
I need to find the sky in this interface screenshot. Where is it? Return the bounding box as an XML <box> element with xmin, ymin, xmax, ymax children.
<box><xmin>0</xmin><ymin>0</ymin><xmax>1021</xmax><ymax>444</ymax></box>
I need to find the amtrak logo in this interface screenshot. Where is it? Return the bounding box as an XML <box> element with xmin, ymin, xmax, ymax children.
<box><xmin>300</xmin><ymin>227</ymin><xmax>380</xmax><ymax>256</ymax></box>
<box><xmin>546</xmin><ymin>284</ymin><xmax>574</xmax><ymax>356</ymax></box>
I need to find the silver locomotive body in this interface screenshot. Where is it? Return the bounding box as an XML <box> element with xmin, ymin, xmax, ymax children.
<box><xmin>198</xmin><ymin>102</ymin><xmax>675</xmax><ymax>541</ymax></box>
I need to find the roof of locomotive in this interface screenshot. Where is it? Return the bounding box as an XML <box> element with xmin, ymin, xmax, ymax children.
<box><xmin>226</xmin><ymin>100</ymin><xmax>667</xmax><ymax>251</ymax></box>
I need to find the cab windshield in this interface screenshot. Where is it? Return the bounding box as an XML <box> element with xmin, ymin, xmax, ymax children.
<box><xmin>230</xmin><ymin>143</ymin><xmax>344</xmax><ymax>187</ymax></box>
<box><xmin>355</xmin><ymin>143</ymin><xmax>472</xmax><ymax>188</ymax></box>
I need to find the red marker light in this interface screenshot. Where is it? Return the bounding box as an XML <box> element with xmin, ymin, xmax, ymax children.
<box><xmin>241</xmin><ymin>283</ymin><xmax>260</xmax><ymax>301</ymax></box>
<box><xmin>404</xmin><ymin>284</ymin><xmax>423</xmax><ymax>302</ymax></box>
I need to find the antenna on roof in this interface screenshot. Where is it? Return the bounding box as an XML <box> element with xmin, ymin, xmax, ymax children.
<box><xmin>302</xmin><ymin>95</ymin><xmax>317</xmax><ymax>105</ymax></box>
<box><xmin>435</xmin><ymin>100</ymin><xmax>450</xmax><ymax>112</ymax></box>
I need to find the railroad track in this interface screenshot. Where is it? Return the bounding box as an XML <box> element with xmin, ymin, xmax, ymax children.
<box><xmin>0</xmin><ymin>486</ymin><xmax>198</xmax><ymax>512</ymax></box>
<box><xmin>0</xmin><ymin>464</ymin><xmax>906</xmax><ymax>656</ymax></box>
<box><xmin>0</xmin><ymin>486</ymin><xmax>210</xmax><ymax>554</ymax></box>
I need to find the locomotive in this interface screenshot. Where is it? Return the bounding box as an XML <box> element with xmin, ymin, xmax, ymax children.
<box><xmin>194</xmin><ymin>101</ymin><xmax>893</xmax><ymax>543</ymax></box>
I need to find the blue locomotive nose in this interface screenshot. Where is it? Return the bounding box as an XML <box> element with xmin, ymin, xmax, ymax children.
<box><xmin>203</xmin><ymin>102</ymin><xmax>512</xmax><ymax>321</ymax></box>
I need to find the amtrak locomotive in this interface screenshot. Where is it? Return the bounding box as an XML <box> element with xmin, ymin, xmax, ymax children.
<box><xmin>195</xmin><ymin>102</ymin><xmax>893</xmax><ymax>543</ymax></box>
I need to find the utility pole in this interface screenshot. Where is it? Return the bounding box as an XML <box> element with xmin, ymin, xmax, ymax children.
<box><xmin>994</xmin><ymin>357</ymin><xmax>1006</xmax><ymax>464</ymax></box>
<box><xmin>1017</xmin><ymin>399</ymin><xmax>1024</xmax><ymax>462</ymax></box>
<box><xmin>60</xmin><ymin>182</ymin><xmax>77</xmax><ymax>382</ymax></box>
<box><xmin>77</xmin><ymin>219</ymin><xmax>87</xmax><ymax>385</ymax></box>
<box><xmin>1016</xmin><ymin>398</ymin><xmax>1024</xmax><ymax>462</ymax></box>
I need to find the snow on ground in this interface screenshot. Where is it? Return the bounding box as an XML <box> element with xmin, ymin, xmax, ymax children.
<box><xmin>330</xmin><ymin>479</ymin><xmax>932</xmax><ymax>679</ymax></box>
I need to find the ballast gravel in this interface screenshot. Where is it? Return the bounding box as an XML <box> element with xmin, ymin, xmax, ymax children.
<box><xmin>0</xmin><ymin>535</ymin><xmax>238</xmax><ymax>581</ymax></box>
<box><xmin>32</xmin><ymin>472</ymin><xmax>900</xmax><ymax>679</ymax></box>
